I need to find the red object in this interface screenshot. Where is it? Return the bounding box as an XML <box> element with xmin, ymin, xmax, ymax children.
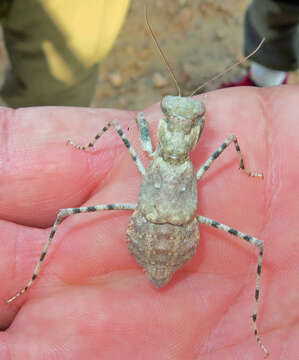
<box><xmin>220</xmin><ymin>72</ymin><xmax>288</xmax><ymax>88</ymax></box>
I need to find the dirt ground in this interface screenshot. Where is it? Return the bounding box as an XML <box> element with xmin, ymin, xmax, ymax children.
<box><xmin>94</xmin><ymin>0</ymin><xmax>254</xmax><ymax>110</ymax></box>
<box><xmin>92</xmin><ymin>0</ymin><xmax>298</xmax><ymax>111</ymax></box>
<box><xmin>0</xmin><ymin>0</ymin><xmax>297</xmax><ymax>110</ymax></box>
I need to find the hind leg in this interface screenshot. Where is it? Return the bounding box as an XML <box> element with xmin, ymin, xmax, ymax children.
<box><xmin>7</xmin><ymin>203</ymin><xmax>136</xmax><ymax>303</ymax></box>
<box><xmin>197</xmin><ymin>215</ymin><xmax>269</xmax><ymax>357</ymax></box>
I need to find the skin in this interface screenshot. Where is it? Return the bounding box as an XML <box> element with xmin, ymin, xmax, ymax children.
<box><xmin>0</xmin><ymin>85</ymin><xmax>299</xmax><ymax>359</ymax></box>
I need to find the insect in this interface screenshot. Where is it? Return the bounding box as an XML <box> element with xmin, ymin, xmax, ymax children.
<box><xmin>7</xmin><ymin>8</ymin><xmax>269</xmax><ymax>358</ymax></box>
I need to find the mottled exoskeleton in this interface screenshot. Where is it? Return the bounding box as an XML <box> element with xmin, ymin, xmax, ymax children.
<box><xmin>127</xmin><ymin>96</ymin><xmax>204</xmax><ymax>288</ymax></box>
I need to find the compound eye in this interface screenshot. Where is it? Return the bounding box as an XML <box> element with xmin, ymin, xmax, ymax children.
<box><xmin>160</xmin><ymin>97</ymin><xmax>168</xmax><ymax>114</ymax></box>
<box><xmin>196</xmin><ymin>101</ymin><xmax>206</xmax><ymax>118</ymax></box>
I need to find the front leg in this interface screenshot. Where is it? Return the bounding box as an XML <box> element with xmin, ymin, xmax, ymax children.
<box><xmin>7</xmin><ymin>203</ymin><xmax>136</xmax><ymax>303</ymax></box>
<box><xmin>136</xmin><ymin>112</ymin><xmax>154</xmax><ymax>156</ymax></box>
<box><xmin>197</xmin><ymin>215</ymin><xmax>269</xmax><ymax>357</ymax></box>
<box><xmin>67</xmin><ymin>119</ymin><xmax>145</xmax><ymax>176</ymax></box>
<box><xmin>197</xmin><ymin>135</ymin><xmax>263</xmax><ymax>180</ymax></box>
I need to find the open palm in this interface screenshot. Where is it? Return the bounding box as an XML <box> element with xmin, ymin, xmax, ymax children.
<box><xmin>1</xmin><ymin>86</ymin><xmax>299</xmax><ymax>359</ymax></box>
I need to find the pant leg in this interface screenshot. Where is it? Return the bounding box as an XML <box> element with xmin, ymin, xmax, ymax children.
<box><xmin>244</xmin><ymin>0</ymin><xmax>299</xmax><ymax>71</ymax></box>
<box><xmin>0</xmin><ymin>0</ymin><xmax>131</xmax><ymax>107</ymax></box>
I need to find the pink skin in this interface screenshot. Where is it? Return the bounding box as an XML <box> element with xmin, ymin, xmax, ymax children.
<box><xmin>0</xmin><ymin>86</ymin><xmax>299</xmax><ymax>359</ymax></box>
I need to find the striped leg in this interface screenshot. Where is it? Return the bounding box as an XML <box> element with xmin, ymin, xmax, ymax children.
<box><xmin>197</xmin><ymin>134</ymin><xmax>263</xmax><ymax>180</ymax></box>
<box><xmin>197</xmin><ymin>215</ymin><xmax>269</xmax><ymax>357</ymax></box>
<box><xmin>136</xmin><ymin>112</ymin><xmax>153</xmax><ymax>156</ymax></box>
<box><xmin>7</xmin><ymin>203</ymin><xmax>136</xmax><ymax>303</ymax></box>
<box><xmin>67</xmin><ymin>119</ymin><xmax>145</xmax><ymax>176</ymax></box>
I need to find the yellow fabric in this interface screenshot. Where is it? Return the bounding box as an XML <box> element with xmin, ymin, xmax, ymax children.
<box><xmin>41</xmin><ymin>0</ymin><xmax>130</xmax><ymax>84</ymax></box>
<box><xmin>1</xmin><ymin>0</ymin><xmax>131</xmax><ymax>106</ymax></box>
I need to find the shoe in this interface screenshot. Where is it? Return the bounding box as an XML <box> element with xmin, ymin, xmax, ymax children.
<box><xmin>220</xmin><ymin>71</ymin><xmax>288</xmax><ymax>88</ymax></box>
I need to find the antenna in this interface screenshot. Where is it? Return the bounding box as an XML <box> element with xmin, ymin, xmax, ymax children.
<box><xmin>190</xmin><ymin>38</ymin><xmax>265</xmax><ymax>96</ymax></box>
<box><xmin>144</xmin><ymin>5</ymin><xmax>182</xmax><ymax>96</ymax></box>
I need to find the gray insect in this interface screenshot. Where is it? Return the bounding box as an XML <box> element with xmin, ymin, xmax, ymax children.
<box><xmin>7</xmin><ymin>11</ymin><xmax>269</xmax><ymax>358</ymax></box>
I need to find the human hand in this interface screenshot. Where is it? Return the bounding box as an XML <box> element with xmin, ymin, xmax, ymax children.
<box><xmin>1</xmin><ymin>85</ymin><xmax>298</xmax><ymax>359</ymax></box>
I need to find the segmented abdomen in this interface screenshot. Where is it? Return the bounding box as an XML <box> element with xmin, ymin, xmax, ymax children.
<box><xmin>126</xmin><ymin>209</ymin><xmax>199</xmax><ymax>287</ymax></box>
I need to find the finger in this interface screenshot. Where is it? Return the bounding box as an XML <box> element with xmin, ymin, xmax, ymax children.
<box><xmin>0</xmin><ymin>106</ymin><xmax>136</xmax><ymax>227</ymax></box>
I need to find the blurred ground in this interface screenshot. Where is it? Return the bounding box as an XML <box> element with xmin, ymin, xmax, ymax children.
<box><xmin>0</xmin><ymin>0</ymin><xmax>298</xmax><ymax>110</ymax></box>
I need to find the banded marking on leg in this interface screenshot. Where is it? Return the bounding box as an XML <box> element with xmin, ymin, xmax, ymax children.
<box><xmin>67</xmin><ymin>119</ymin><xmax>145</xmax><ymax>175</ymax></box>
<box><xmin>6</xmin><ymin>203</ymin><xmax>136</xmax><ymax>303</ymax></box>
<box><xmin>136</xmin><ymin>112</ymin><xmax>153</xmax><ymax>156</ymax></box>
<box><xmin>197</xmin><ymin>215</ymin><xmax>269</xmax><ymax>357</ymax></box>
<box><xmin>197</xmin><ymin>134</ymin><xmax>263</xmax><ymax>180</ymax></box>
